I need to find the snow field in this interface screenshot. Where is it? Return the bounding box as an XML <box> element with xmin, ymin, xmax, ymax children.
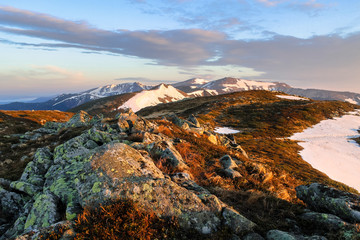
<box><xmin>290</xmin><ymin>110</ymin><xmax>360</xmax><ymax>191</ymax></box>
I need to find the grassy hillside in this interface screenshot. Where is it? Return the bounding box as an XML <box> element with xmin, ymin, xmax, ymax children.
<box><xmin>139</xmin><ymin>91</ymin><xmax>359</xmax><ymax>194</ymax></box>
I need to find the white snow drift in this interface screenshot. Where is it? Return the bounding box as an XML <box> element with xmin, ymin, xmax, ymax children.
<box><xmin>276</xmin><ymin>95</ymin><xmax>308</xmax><ymax>101</ymax></box>
<box><xmin>290</xmin><ymin>110</ymin><xmax>360</xmax><ymax>192</ymax></box>
<box><xmin>214</xmin><ymin>127</ymin><xmax>240</xmax><ymax>134</ymax></box>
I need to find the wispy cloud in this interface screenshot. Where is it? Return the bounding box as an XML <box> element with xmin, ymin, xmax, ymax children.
<box><xmin>0</xmin><ymin>6</ymin><xmax>359</xmax><ymax>92</ymax></box>
<box><xmin>0</xmin><ymin>65</ymin><xmax>86</xmax><ymax>96</ymax></box>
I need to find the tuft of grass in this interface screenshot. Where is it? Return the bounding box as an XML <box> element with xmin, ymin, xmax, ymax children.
<box><xmin>72</xmin><ymin>199</ymin><xmax>179</xmax><ymax>240</ymax></box>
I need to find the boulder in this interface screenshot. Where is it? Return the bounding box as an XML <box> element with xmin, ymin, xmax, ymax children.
<box><xmin>296</xmin><ymin>183</ymin><xmax>360</xmax><ymax>223</ymax></box>
<box><xmin>300</xmin><ymin>212</ymin><xmax>347</xmax><ymax>231</ymax></box>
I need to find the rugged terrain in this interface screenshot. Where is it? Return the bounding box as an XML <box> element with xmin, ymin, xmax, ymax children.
<box><xmin>0</xmin><ymin>91</ymin><xmax>359</xmax><ymax>239</ymax></box>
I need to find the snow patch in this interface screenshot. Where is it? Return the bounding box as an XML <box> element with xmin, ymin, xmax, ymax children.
<box><xmin>290</xmin><ymin>110</ymin><xmax>360</xmax><ymax>191</ymax></box>
<box><xmin>118</xmin><ymin>85</ymin><xmax>187</xmax><ymax>112</ymax></box>
<box><xmin>345</xmin><ymin>98</ymin><xmax>358</xmax><ymax>104</ymax></box>
<box><xmin>276</xmin><ymin>95</ymin><xmax>308</xmax><ymax>101</ymax></box>
<box><xmin>214</xmin><ymin>127</ymin><xmax>240</xmax><ymax>134</ymax></box>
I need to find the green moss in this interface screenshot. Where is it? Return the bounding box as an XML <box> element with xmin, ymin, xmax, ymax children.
<box><xmin>24</xmin><ymin>214</ymin><xmax>36</xmax><ymax>230</ymax></box>
<box><xmin>91</xmin><ymin>182</ymin><xmax>102</xmax><ymax>193</ymax></box>
<box><xmin>66</xmin><ymin>212</ymin><xmax>77</xmax><ymax>220</ymax></box>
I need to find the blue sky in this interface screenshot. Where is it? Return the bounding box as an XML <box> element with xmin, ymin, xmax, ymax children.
<box><xmin>0</xmin><ymin>0</ymin><xmax>359</xmax><ymax>101</ymax></box>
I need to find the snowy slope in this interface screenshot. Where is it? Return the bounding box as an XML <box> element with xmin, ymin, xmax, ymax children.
<box><xmin>201</xmin><ymin>77</ymin><xmax>289</xmax><ymax>94</ymax></box>
<box><xmin>118</xmin><ymin>84</ymin><xmax>188</xmax><ymax>112</ymax></box>
<box><xmin>290</xmin><ymin>110</ymin><xmax>360</xmax><ymax>191</ymax></box>
<box><xmin>173</xmin><ymin>78</ymin><xmax>209</xmax><ymax>87</ymax></box>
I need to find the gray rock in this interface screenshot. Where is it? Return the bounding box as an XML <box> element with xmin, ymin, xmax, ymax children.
<box><xmin>300</xmin><ymin>212</ymin><xmax>347</xmax><ymax>231</ymax></box>
<box><xmin>44</xmin><ymin>121</ymin><xmax>65</xmax><ymax>131</ymax></box>
<box><xmin>20</xmin><ymin>147</ymin><xmax>53</xmax><ymax>186</ymax></box>
<box><xmin>266</xmin><ymin>230</ymin><xmax>296</xmax><ymax>240</ymax></box>
<box><xmin>65</xmin><ymin>110</ymin><xmax>91</xmax><ymax>128</ymax></box>
<box><xmin>10</xmin><ymin>181</ymin><xmax>41</xmax><ymax>196</ymax></box>
<box><xmin>220</xmin><ymin>155</ymin><xmax>238</xmax><ymax>169</ymax></box>
<box><xmin>188</xmin><ymin>114</ymin><xmax>201</xmax><ymax>128</ymax></box>
<box><xmin>148</xmin><ymin>141</ymin><xmax>189</xmax><ymax>170</ymax></box>
<box><xmin>224</xmin><ymin>168</ymin><xmax>242</xmax><ymax>179</ymax></box>
<box><xmin>296</xmin><ymin>183</ymin><xmax>360</xmax><ymax>223</ymax></box>
<box><xmin>24</xmin><ymin>193</ymin><xmax>61</xmax><ymax>231</ymax></box>
<box><xmin>0</xmin><ymin>187</ymin><xmax>25</xmax><ymax>220</ymax></box>
<box><xmin>243</xmin><ymin>232</ymin><xmax>265</xmax><ymax>240</ymax></box>
<box><xmin>222</xmin><ymin>207</ymin><xmax>256</xmax><ymax>235</ymax></box>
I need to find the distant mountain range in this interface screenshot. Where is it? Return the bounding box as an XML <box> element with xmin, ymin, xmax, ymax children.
<box><xmin>0</xmin><ymin>77</ymin><xmax>359</xmax><ymax>111</ymax></box>
<box><xmin>0</xmin><ymin>82</ymin><xmax>151</xmax><ymax>111</ymax></box>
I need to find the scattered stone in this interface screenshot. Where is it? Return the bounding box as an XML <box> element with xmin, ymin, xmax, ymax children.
<box><xmin>224</xmin><ymin>168</ymin><xmax>242</xmax><ymax>179</ymax></box>
<box><xmin>188</xmin><ymin>114</ymin><xmax>201</xmax><ymax>128</ymax></box>
<box><xmin>220</xmin><ymin>155</ymin><xmax>238</xmax><ymax>169</ymax></box>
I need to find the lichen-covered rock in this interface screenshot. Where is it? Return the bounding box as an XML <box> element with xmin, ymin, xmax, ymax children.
<box><xmin>296</xmin><ymin>183</ymin><xmax>360</xmax><ymax>223</ymax></box>
<box><xmin>24</xmin><ymin>193</ymin><xmax>61</xmax><ymax>231</ymax></box>
<box><xmin>10</xmin><ymin>181</ymin><xmax>41</xmax><ymax>196</ymax></box>
<box><xmin>300</xmin><ymin>212</ymin><xmax>347</xmax><ymax>231</ymax></box>
<box><xmin>65</xmin><ymin>110</ymin><xmax>91</xmax><ymax>128</ymax></box>
<box><xmin>0</xmin><ymin>187</ymin><xmax>25</xmax><ymax>220</ymax></box>
<box><xmin>266</xmin><ymin>230</ymin><xmax>296</xmax><ymax>240</ymax></box>
<box><xmin>19</xmin><ymin>147</ymin><xmax>53</xmax><ymax>187</ymax></box>
<box><xmin>222</xmin><ymin>207</ymin><xmax>256</xmax><ymax>235</ymax></box>
<box><xmin>91</xmin><ymin>142</ymin><xmax>164</xmax><ymax>180</ymax></box>
<box><xmin>43</xmin><ymin>121</ymin><xmax>65</xmax><ymax>131</ymax></box>
<box><xmin>1</xmin><ymin>200</ymin><xmax>34</xmax><ymax>240</ymax></box>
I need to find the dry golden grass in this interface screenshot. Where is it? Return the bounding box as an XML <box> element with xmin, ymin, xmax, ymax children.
<box><xmin>0</xmin><ymin>110</ymin><xmax>74</xmax><ymax>125</ymax></box>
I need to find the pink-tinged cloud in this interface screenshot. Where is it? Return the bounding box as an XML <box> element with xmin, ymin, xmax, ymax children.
<box><xmin>0</xmin><ymin>6</ymin><xmax>359</xmax><ymax>92</ymax></box>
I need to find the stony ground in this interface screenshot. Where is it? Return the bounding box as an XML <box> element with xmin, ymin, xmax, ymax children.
<box><xmin>0</xmin><ymin>92</ymin><xmax>359</xmax><ymax>239</ymax></box>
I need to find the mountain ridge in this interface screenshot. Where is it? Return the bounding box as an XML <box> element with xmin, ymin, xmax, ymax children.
<box><xmin>1</xmin><ymin>77</ymin><xmax>359</xmax><ymax>111</ymax></box>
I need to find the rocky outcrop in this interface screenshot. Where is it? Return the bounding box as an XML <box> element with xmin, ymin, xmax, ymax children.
<box><xmin>296</xmin><ymin>183</ymin><xmax>360</xmax><ymax>223</ymax></box>
<box><xmin>0</xmin><ymin>111</ymin><xmax>256</xmax><ymax>239</ymax></box>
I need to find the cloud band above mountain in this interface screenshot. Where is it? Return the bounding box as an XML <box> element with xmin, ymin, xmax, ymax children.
<box><xmin>0</xmin><ymin>6</ymin><xmax>359</xmax><ymax>91</ymax></box>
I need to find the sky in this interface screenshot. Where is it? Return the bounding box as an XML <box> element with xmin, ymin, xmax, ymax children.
<box><xmin>0</xmin><ymin>0</ymin><xmax>359</xmax><ymax>102</ymax></box>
